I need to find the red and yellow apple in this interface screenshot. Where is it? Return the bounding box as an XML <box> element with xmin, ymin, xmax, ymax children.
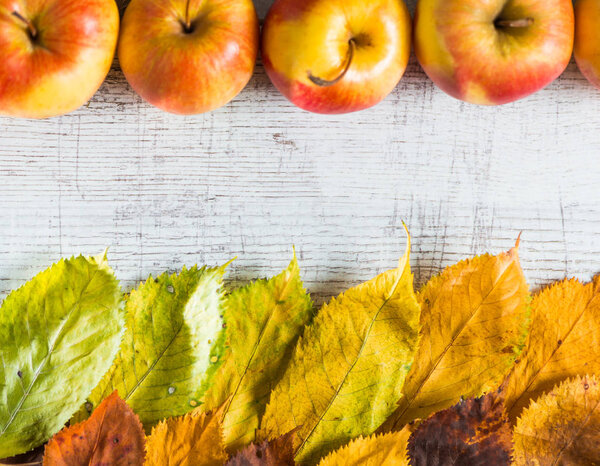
<box><xmin>119</xmin><ymin>0</ymin><xmax>259</xmax><ymax>115</ymax></box>
<box><xmin>261</xmin><ymin>0</ymin><xmax>412</xmax><ymax>114</ymax></box>
<box><xmin>414</xmin><ymin>0</ymin><xmax>575</xmax><ymax>105</ymax></box>
<box><xmin>0</xmin><ymin>0</ymin><xmax>119</xmax><ymax>118</ymax></box>
<box><xmin>575</xmin><ymin>0</ymin><xmax>600</xmax><ymax>89</ymax></box>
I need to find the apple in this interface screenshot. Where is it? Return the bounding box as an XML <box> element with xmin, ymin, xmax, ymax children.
<box><xmin>261</xmin><ymin>0</ymin><xmax>412</xmax><ymax>114</ymax></box>
<box><xmin>118</xmin><ymin>0</ymin><xmax>259</xmax><ymax>115</ymax></box>
<box><xmin>0</xmin><ymin>0</ymin><xmax>119</xmax><ymax>119</ymax></box>
<box><xmin>575</xmin><ymin>0</ymin><xmax>600</xmax><ymax>90</ymax></box>
<box><xmin>414</xmin><ymin>0</ymin><xmax>574</xmax><ymax>105</ymax></box>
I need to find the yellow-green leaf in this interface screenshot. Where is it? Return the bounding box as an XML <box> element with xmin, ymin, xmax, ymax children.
<box><xmin>317</xmin><ymin>429</ymin><xmax>412</xmax><ymax>466</ymax></box>
<box><xmin>203</xmin><ymin>254</ymin><xmax>313</xmax><ymax>452</ymax></box>
<box><xmin>79</xmin><ymin>264</ymin><xmax>228</xmax><ymax>430</ymax></box>
<box><xmin>513</xmin><ymin>375</ymin><xmax>600</xmax><ymax>465</ymax></box>
<box><xmin>0</xmin><ymin>254</ymin><xmax>123</xmax><ymax>457</ymax></box>
<box><xmin>505</xmin><ymin>276</ymin><xmax>600</xmax><ymax>422</ymax></box>
<box><xmin>260</xmin><ymin>229</ymin><xmax>420</xmax><ymax>464</ymax></box>
<box><xmin>145</xmin><ymin>403</ymin><xmax>227</xmax><ymax>466</ymax></box>
<box><xmin>381</xmin><ymin>241</ymin><xmax>529</xmax><ymax>432</ymax></box>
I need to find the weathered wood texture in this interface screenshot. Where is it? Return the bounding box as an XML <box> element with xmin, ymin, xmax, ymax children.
<box><xmin>0</xmin><ymin>0</ymin><xmax>598</xmax><ymax>303</ymax></box>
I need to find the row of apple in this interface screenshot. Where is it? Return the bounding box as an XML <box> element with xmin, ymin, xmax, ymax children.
<box><xmin>1</xmin><ymin>0</ymin><xmax>598</xmax><ymax>119</ymax></box>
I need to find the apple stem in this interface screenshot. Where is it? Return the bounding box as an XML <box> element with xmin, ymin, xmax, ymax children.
<box><xmin>308</xmin><ymin>38</ymin><xmax>356</xmax><ymax>87</ymax></box>
<box><xmin>495</xmin><ymin>17</ymin><xmax>534</xmax><ymax>28</ymax></box>
<box><xmin>11</xmin><ymin>11</ymin><xmax>37</xmax><ymax>40</ymax></box>
<box><xmin>184</xmin><ymin>0</ymin><xmax>191</xmax><ymax>32</ymax></box>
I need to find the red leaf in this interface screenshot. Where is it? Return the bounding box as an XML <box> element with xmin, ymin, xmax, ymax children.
<box><xmin>43</xmin><ymin>392</ymin><xmax>145</xmax><ymax>466</ymax></box>
<box><xmin>407</xmin><ymin>388</ymin><xmax>512</xmax><ymax>466</ymax></box>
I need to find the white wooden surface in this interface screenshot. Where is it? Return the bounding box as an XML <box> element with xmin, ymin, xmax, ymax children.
<box><xmin>0</xmin><ymin>0</ymin><xmax>599</xmax><ymax>303</ymax></box>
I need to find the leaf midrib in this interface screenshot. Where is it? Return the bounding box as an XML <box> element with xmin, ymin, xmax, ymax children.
<box><xmin>0</xmin><ymin>264</ymin><xmax>101</xmax><ymax>435</ymax></box>
<box><xmin>88</xmin><ymin>397</ymin><xmax>109</xmax><ymax>465</ymax></box>
<box><xmin>393</xmin><ymin>254</ymin><xmax>516</xmax><ymax>427</ymax></box>
<box><xmin>295</xmin><ymin>267</ymin><xmax>406</xmax><ymax>460</ymax></box>
<box><xmin>120</xmin><ymin>276</ymin><xmax>213</xmax><ymax>403</ymax></box>
<box><xmin>122</xmin><ymin>321</ymin><xmax>185</xmax><ymax>402</ymax></box>
<box><xmin>224</xmin><ymin>276</ymin><xmax>295</xmax><ymax>423</ymax></box>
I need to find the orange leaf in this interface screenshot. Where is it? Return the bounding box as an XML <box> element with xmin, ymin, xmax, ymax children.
<box><xmin>381</xmin><ymin>241</ymin><xmax>529</xmax><ymax>431</ymax></box>
<box><xmin>43</xmin><ymin>392</ymin><xmax>145</xmax><ymax>466</ymax></box>
<box><xmin>505</xmin><ymin>276</ymin><xmax>600</xmax><ymax>422</ymax></box>
<box><xmin>407</xmin><ymin>387</ymin><xmax>511</xmax><ymax>465</ymax></box>
<box><xmin>513</xmin><ymin>375</ymin><xmax>600</xmax><ymax>465</ymax></box>
<box><xmin>317</xmin><ymin>428</ymin><xmax>414</xmax><ymax>466</ymax></box>
<box><xmin>144</xmin><ymin>404</ymin><xmax>228</xmax><ymax>466</ymax></box>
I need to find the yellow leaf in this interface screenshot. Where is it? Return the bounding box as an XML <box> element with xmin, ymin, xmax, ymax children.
<box><xmin>203</xmin><ymin>254</ymin><xmax>313</xmax><ymax>452</ymax></box>
<box><xmin>144</xmin><ymin>404</ymin><xmax>227</xmax><ymax>466</ymax></box>
<box><xmin>505</xmin><ymin>276</ymin><xmax>600</xmax><ymax>422</ymax></box>
<box><xmin>381</xmin><ymin>241</ymin><xmax>529</xmax><ymax>432</ymax></box>
<box><xmin>317</xmin><ymin>429</ymin><xmax>412</xmax><ymax>466</ymax></box>
<box><xmin>260</xmin><ymin>226</ymin><xmax>420</xmax><ymax>464</ymax></box>
<box><xmin>513</xmin><ymin>375</ymin><xmax>600</xmax><ymax>465</ymax></box>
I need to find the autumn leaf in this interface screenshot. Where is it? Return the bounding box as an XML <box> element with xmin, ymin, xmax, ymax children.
<box><xmin>259</xmin><ymin>227</ymin><xmax>420</xmax><ymax>464</ymax></box>
<box><xmin>0</xmin><ymin>254</ymin><xmax>123</xmax><ymax>458</ymax></box>
<box><xmin>202</xmin><ymin>254</ymin><xmax>313</xmax><ymax>452</ymax></box>
<box><xmin>145</xmin><ymin>404</ymin><xmax>227</xmax><ymax>466</ymax></box>
<box><xmin>505</xmin><ymin>276</ymin><xmax>600</xmax><ymax>422</ymax></box>
<box><xmin>43</xmin><ymin>391</ymin><xmax>145</xmax><ymax>466</ymax></box>
<box><xmin>0</xmin><ymin>446</ymin><xmax>43</xmax><ymax>465</ymax></box>
<box><xmin>226</xmin><ymin>430</ymin><xmax>297</xmax><ymax>466</ymax></box>
<box><xmin>407</xmin><ymin>387</ymin><xmax>512</xmax><ymax>466</ymax></box>
<box><xmin>513</xmin><ymin>375</ymin><xmax>600</xmax><ymax>465</ymax></box>
<box><xmin>317</xmin><ymin>428</ymin><xmax>413</xmax><ymax>466</ymax></box>
<box><xmin>77</xmin><ymin>264</ymin><xmax>229</xmax><ymax>430</ymax></box>
<box><xmin>381</xmin><ymin>241</ymin><xmax>529</xmax><ymax>432</ymax></box>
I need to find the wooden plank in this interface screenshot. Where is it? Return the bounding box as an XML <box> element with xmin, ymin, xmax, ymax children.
<box><xmin>0</xmin><ymin>0</ymin><xmax>599</xmax><ymax>303</ymax></box>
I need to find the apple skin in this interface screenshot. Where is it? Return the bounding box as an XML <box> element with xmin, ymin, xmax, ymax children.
<box><xmin>0</xmin><ymin>0</ymin><xmax>119</xmax><ymax>119</ymax></box>
<box><xmin>414</xmin><ymin>0</ymin><xmax>574</xmax><ymax>105</ymax></box>
<box><xmin>261</xmin><ymin>0</ymin><xmax>412</xmax><ymax>114</ymax></box>
<box><xmin>119</xmin><ymin>0</ymin><xmax>259</xmax><ymax>115</ymax></box>
<box><xmin>575</xmin><ymin>0</ymin><xmax>600</xmax><ymax>89</ymax></box>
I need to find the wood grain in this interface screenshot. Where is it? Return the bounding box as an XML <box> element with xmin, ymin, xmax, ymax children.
<box><xmin>0</xmin><ymin>0</ymin><xmax>598</xmax><ymax>303</ymax></box>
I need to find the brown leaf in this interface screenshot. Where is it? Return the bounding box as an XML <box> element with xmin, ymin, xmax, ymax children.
<box><xmin>0</xmin><ymin>446</ymin><xmax>43</xmax><ymax>465</ymax></box>
<box><xmin>407</xmin><ymin>387</ymin><xmax>512</xmax><ymax>466</ymax></box>
<box><xmin>226</xmin><ymin>430</ymin><xmax>297</xmax><ymax>466</ymax></box>
<box><xmin>43</xmin><ymin>391</ymin><xmax>145</xmax><ymax>466</ymax></box>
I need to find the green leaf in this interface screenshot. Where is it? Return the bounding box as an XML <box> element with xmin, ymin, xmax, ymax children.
<box><xmin>259</xmin><ymin>229</ymin><xmax>420</xmax><ymax>465</ymax></box>
<box><xmin>203</xmin><ymin>254</ymin><xmax>313</xmax><ymax>452</ymax></box>
<box><xmin>79</xmin><ymin>264</ymin><xmax>228</xmax><ymax>430</ymax></box>
<box><xmin>0</xmin><ymin>254</ymin><xmax>123</xmax><ymax>457</ymax></box>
